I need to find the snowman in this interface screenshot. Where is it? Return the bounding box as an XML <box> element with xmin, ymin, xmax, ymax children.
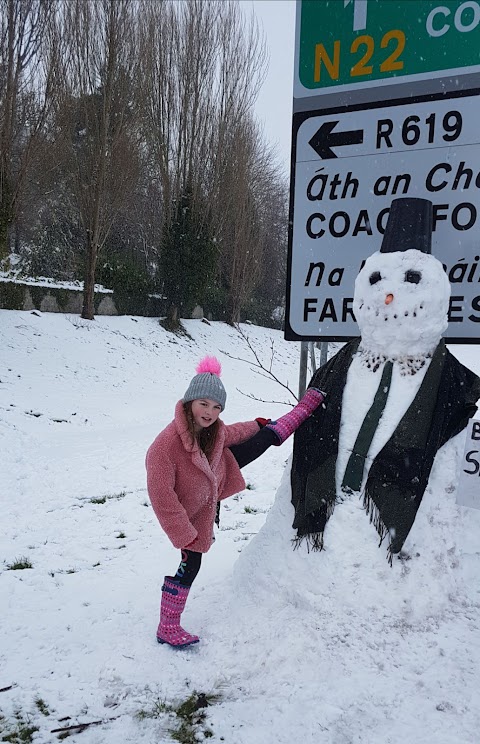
<box><xmin>227</xmin><ymin>197</ymin><xmax>480</xmax><ymax>741</ymax></box>
<box><xmin>235</xmin><ymin>198</ymin><xmax>480</xmax><ymax>602</ymax></box>
<box><xmin>290</xmin><ymin>197</ymin><xmax>480</xmax><ymax>563</ymax></box>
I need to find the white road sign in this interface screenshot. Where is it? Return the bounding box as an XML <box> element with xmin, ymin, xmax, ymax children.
<box><xmin>286</xmin><ymin>91</ymin><xmax>480</xmax><ymax>341</ymax></box>
<box><xmin>457</xmin><ymin>418</ymin><xmax>480</xmax><ymax>509</ymax></box>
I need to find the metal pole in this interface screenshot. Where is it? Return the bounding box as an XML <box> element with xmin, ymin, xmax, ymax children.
<box><xmin>298</xmin><ymin>341</ymin><xmax>308</xmax><ymax>398</ymax></box>
<box><xmin>309</xmin><ymin>341</ymin><xmax>317</xmax><ymax>374</ymax></box>
<box><xmin>318</xmin><ymin>340</ymin><xmax>328</xmax><ymax>367</ymax></box>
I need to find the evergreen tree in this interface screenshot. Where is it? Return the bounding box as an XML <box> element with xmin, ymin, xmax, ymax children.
<box><xmin>162</xmin><ymin>190</ymin><xmax>217</xmax><ymax>325</ymax></box>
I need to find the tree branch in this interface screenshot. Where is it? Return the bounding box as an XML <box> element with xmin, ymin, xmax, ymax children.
<box><xmin>238</xmin><ymin>390</ymin><xmax>292</xmax><ymax>406</ymax></box>
<box><xmin>50</xmin><ymin>717</ymin><xmax>117</xmax><ymax>734</ymax></box>
<box><xmin>221</xmin><ymin>324</ymin><xmax>298</xmax><ymax>404</ymax></box>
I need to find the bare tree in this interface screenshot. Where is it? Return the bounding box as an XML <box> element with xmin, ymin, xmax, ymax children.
<box><xmin>249</xmin><ymin>166</ymin><xmax>289</xmax><ymax>327</ymax></box>
<box><xmin>221</xmin><ymin>324</ymin><xmax>298</xmax><ymax>405</ymax></box>
<box><xmin>0</xmin><ymin>0</ymin><xmax>58</xmax><ymax>261</ymax></box>
<box><xmin>212</xmin><ymin>115</ymin><xmax>283</xmax><ymax>325</ymax></box>
<box><xmin>206</xmin><ymin>3</ymin><xmax>270</xmax><ymax>324</ymax></box>
<box><xmin>209</xmin><ymin>0</ymin><xmax>267</xmax><ymax>200</ymax></box>
<box><xmin>60</xmin><ymin>0</ymin><xmax>140</xmax><ymax>319</ymax></box>
<box><xmin>137</xmin><ymin>0</ymin><xmax>268</xmax><ymax>323</ymax></box>
<box><xmin>137</xmin><ymin>0</ymin><xmax>220</xmax><ymax>217</ymax></box>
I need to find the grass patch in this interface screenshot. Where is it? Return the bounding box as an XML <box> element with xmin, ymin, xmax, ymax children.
<box><xmin>6</xmin><ymin>557</ymin><xmax>32</xmax><ymax>570</ymax></box>
<box><xmin>245</xmin><ymin>483</ymin><xmax>255</xmax><ymax>490</ymax></box>
<box><xmin>135</xmin><ymin>698</ymin><xmax>171</xmax><ymax>720</ymax></box>
<box><xmin>219</xmin><ymin>520</ymin><xmax>246</xmax><ymax>532</ymax></box>
<box><xmin>89</xmin><ymin>491</ymin><xmax>127</xmax><ymax>505</ymax></box>
<box><xmin>34</xmin><ymin>698</ymin><xmax>50</xmax><ymax>717</ymax></box>
<box><xmin>116</xmin><ymin>532</ymin><xmax>126</xmax><ymax>539</ymax></box>
<box><xmin>136</xmin><ymin>692</ymin><xmax>219</xmax><ymax>743</ymax></box>
<box><xmin>243</xmin><ymin>506</ymin><xmax>258</xmax><ymax>514</ymax></box>
<box><xmin>0</xmin><ymin>709</ymin><xmax>39</xmax><ymax>743</ymax></box>
<box><xmin>171</xmin><ymin>692</ymin><xmax>218</xmax><ymax>743</ymax></box>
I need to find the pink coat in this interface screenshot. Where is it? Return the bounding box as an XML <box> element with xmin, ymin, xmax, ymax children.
<box><xmin>146</xmin><ymin>400</ymin><xmax>259</xmax><ymax>553</ymax></box>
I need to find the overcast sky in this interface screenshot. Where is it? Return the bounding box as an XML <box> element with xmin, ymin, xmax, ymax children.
<box><xmin>249</xmin><ymin>0</ymin><xmax>296</xmax><ymax>174</ymax></box>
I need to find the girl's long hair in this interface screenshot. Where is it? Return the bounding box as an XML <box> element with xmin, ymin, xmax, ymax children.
<box><xmin>183</xmin><ymin>401</ymin><xmax>219</xmax><ymax>459</ymax></box>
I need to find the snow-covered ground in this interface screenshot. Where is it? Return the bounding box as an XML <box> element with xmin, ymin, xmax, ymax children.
<box><xmin>1</xmin><ymin>310</ymin><xmax>479</xmax><ymax>743</ymax></box>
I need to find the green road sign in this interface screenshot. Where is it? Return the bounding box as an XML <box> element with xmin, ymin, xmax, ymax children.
<box><xmin>297</xmin><ymin>0</ymin><xmax>480</xmax><ymax>94</ymax></box>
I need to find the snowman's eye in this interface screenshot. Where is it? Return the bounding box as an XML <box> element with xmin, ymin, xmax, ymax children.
<box><xmin>369</xmin><ymin>271</ymin><xmax>381</xmax><ymax>285</ymax></box>
<box><xmin>405</xmin><ymin>270</ymin><xmax>421</xmax><ymax>284</ymax></box>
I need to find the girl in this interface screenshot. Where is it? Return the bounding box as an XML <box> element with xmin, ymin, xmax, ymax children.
<box><xmin>146</xmin><ymin>356</ymin><xmax>325</xmax><ymax>648</ymax></box>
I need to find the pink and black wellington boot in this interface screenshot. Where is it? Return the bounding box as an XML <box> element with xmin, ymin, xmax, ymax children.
<box><xmin>156</xmin><ymin>577</ymin><xmax>199</xmax><ymax>648</ymax></box>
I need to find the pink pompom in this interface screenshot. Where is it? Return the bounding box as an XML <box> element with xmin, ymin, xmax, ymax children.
<box><xmin>196</xmin><ymin>356</ymin><xmax>222</xmax><ymax>377</ymax></box>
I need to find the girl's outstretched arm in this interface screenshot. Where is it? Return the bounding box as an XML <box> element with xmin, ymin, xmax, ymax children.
<box><xmin>223</xmin><ymin>420</ymin><xmax>260</xmax><ymax>448</ymax></box>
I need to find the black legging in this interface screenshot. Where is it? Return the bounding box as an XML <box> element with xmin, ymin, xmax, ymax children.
<box><xmin>173</xmin><ymin>426</ymin><xmax>278</xmax><ymax>586</ymax></box>
<box><xmin>174</xmin><ymin>548</ymin><xmax>202</xmax><ymax>586</ymax></box>
<box><xmin>229</xmin><ymin>425</ymin><xmax>278</xmax><ymax>467</ymax></box>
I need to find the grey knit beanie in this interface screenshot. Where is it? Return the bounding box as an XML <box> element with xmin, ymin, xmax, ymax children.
<box><xmin>183</xmin><ymin>356</ymin><xmax>227</xmax><ymax>410</ymax></box>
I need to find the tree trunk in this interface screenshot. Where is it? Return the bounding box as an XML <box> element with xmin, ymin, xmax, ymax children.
<box><xmin>0</xmin><ymin>199</ymin><xmax>12</xmax><ymax>260</ymax></box>
<box><xmin>81</xmin><ymin>238</ymin><xmax>97</xmax><ymax>320</ymax></box>
<box><xmin>167</xmin><ymin>303</ymin><xmax>179</xmax><ymax>324</ymax></box>
<box><xmin>226</xmin><ymin>294</ymin><xmax>241</xmax><ymax>326</ymax></box>
<box><xmin>0</xmin><ymin>0</ymin><xmax>15</xmax><ymax>261</ymax></box>
<box><xmin>0</xmin><ymin>0</ymin><xmax>55</xmax><ymax>262</ymax></box>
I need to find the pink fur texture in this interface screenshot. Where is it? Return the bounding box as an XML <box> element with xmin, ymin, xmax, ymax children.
<box><xmin>196</xmin><ymin>356</ymin><xmax>222</xmax><ymax>376</ymax></box>
<box><xmin>146</xmin><ymin>401</ymin><xmax>258</xmax><ymax>552</ymax></box>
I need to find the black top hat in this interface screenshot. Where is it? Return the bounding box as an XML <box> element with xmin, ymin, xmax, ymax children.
<box><xmin>380</xmin><ymin>197</ymin><xmax>433</xmax><ymax>254</ymax></box>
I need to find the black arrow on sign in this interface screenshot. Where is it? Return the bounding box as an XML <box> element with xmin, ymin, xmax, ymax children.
<box><xmin>308</xmin><ymin>121</ymin><xmax>364</xmax><ymax>159</ymax></box>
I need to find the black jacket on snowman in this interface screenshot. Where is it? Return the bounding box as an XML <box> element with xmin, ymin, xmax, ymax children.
<box><xmin>291</xmin><ymin>338</ymin><xmax>480</xmax><ymax>563</ymax></box>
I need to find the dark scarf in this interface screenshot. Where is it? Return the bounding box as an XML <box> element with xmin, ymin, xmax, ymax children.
<box><xmin>291</xmin><ymin>339</ymin><xmax>480</xmax><ymax>563</ymax></box>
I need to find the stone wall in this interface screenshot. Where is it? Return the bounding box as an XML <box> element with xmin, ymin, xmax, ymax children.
<box><xmin>0</xmin><ymin>281</ymin><xmax>202</xmax><ymax>318</ymax></box>
<box><xmin>0</xmin><ymin>281</ymin><xmax>118</xmax><ymax>315</ymax></box>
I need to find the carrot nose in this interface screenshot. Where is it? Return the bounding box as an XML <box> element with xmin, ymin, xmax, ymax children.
<box><xmin>385</xmin><ymin>294</ymin><xmax>394</xmax><ymax>305</ymax></box>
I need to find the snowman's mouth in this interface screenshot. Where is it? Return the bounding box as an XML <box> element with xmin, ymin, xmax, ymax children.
<box><xmin>365</xmin><ymin>303</ymin><xmax>425</xmax><ymax>321</ymax></box>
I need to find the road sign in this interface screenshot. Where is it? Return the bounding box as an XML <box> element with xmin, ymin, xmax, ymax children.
<box><xmin>285</xmin><ymin>90</ymin><xmax>480</xmax><ymax>342</ymax></box>
<box><xmin>457</xmin><ymin>418</ymin><xmax>480</xmax><ymax>509</ymax></box>
<box><xmin>295</xmin><ymin>0</ymin><xmax>480</xmax><ymax>98</ymax></box>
